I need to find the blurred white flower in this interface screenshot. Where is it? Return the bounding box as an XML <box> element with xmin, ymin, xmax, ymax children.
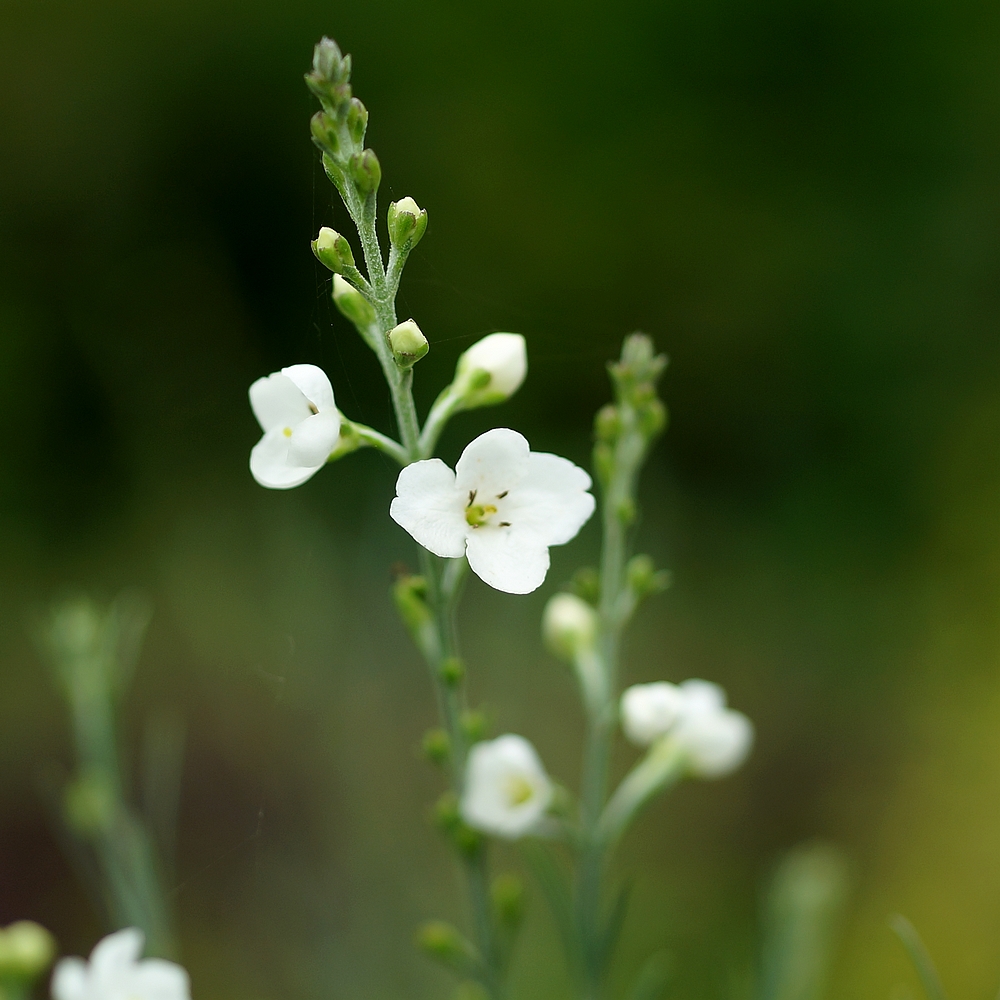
<box><xmin>620</xmin><ymin>678</ymin><xmax>753</xmax><ymax>778</ymax></box>
<box><xmin>51</xmin><ymin>928</ymin><xmax>190</xmax><ymax>1000</ymax></box>
<box><xmin>620</xmin><ymin>681</ymin><xmax>685</xmax><ymax>746</ymax></box>
<box><xmin>249</xmin><ymin>364</ymin><xmax>341</xmax><ymax>489</ymax></box>
<box><xmin>390</xmin><ymin>428</ymin><xmax>595</xmax><ymax>594</ymax></box>
<box><xmin>453</xmin><ymin>333</ymin><xmax>527</xmax><ymax>407</ymax></box>
<box><xmin>461</xmin><ymin>734</ymin><xmax>553</xmax><ymax>839</ymax></box>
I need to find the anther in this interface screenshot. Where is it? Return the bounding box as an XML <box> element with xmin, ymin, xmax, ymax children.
<box><xmin>496</xmin><ymin>490</ymin><xmax>508</xmax><ymax>499</ymax></box>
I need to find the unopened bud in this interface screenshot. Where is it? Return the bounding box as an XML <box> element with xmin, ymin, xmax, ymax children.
<box><xmin>543</xmin><ymin>593</ymin><xmax>598</xmax><ymax>661</ymax></box>
<box><xmin>594</xmin><ymin>404</ymin><xmax>620</xmax><ymax>443</ymax></box>
<box><xmin>626</xmin><ymin>555</ymin><xmax>670</xmax><ymax>598</ymax></box>
<box><xmin>311</xmin><ymin>227</ymin><xmax>355</xmax><ymax>273</ymax></box>
<box><xmin>349</xmin><ymin>148</ymin><xmax>381</xmax><ymax>195</ymax></box>
<box><xmin>388</xmin><ymin>197</ymin><xmax>428</xmax><ymax>249</ymax></box>
<box><xmin>417</xmin><ymin>921</ymin><xmax>472</xmax><ymax>967</ymax></box>
<box><xmin>0</xmin><ymin>921</ymin><xmax>56</xmax><ymax>981</ymax></box>
<box><xmin>491</xmin><ymin>874</ymin><xmax>525</xmax><ymax>928</ymax></box>
<box><xmin>438</xmin><ymin>656</ymin><xmax>464</xmax><ymax>685</ymax></box>
<box><xmin>332</xmin><ymin>274</ymin><xmax>376</xmax><ymax>327</ymax></box>
<box><xmin>64</xmin><ymin>768</ymin><xmax>115</xmax><ymax>835</ymax></box>
<box><xmin>389</xmin><ymin>319</ymin><xmax>429</xmax><ymax>368</ymax></box>
<box><xmin>452</xmin><ymin>333</ymin><xmax>527</xmax><ymax>409</ymax></box>
<box><xmin>422</xmin><ymin>728</ymin><xmax>450</xmax><ymax>766</ymax></box>
<box><xmin>310</xmin><ymin>111</ymin><xmax>339</xmax><ymax>153</ymax></box>
<box><xmin>346</xmin><ymin>98</ymin><xmax>369</xmax><ymax>146</ymax></box>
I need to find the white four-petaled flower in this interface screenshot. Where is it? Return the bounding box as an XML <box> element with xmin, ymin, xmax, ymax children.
<box><xmin>51</xmin><ymin>928</ymin><xmax>190</xmax><ymax>1000</ymax></box>
<box><xmin>390</xmin><ymin>428</ymin><xmax>595</xmax><ymax>594</ymax></box>
<box><xmin>621</xmin><ymin>678</ymin><xmax>753</xmax><ymax>779</ymax></box>
<box><xmin>461</xmin><ymin>734</ymin><xmax>553</xmax><ymax>839</ymax></box>
<box><xmin>249</xmin><ymin>364</ymin><xmax>341</xmax><ymax>489</ymax></box>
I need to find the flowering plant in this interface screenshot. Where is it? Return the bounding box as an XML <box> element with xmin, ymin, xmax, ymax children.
<box><xmin>241</xmin><ymin>36</ymin><xmax>755</xmax><ymax>1000</ymax></box>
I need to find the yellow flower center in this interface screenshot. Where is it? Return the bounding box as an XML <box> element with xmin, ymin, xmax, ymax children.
<box><xmin>504</xmin><ymin>775</ymin><xmax>535</xmax><ymax>806</ymax></box>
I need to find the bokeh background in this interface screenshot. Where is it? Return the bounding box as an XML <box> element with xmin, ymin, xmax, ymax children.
<box><xmin>3</xmin><ymin>0</ymin><xmax>1000</xmax><ymax>997</ymax></box>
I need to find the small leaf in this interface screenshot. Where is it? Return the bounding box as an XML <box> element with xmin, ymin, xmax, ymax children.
<box><xmin>890</xmin><ymin>915</ymin><xmax>948</xmax><ymax>1000</ymax></box>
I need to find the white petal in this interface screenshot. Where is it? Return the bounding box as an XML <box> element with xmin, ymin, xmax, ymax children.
<box><xmin>504</xmin><ymin>452</ymin><xmax>595</xmax><ymax>546</ymax></box>
<box><xmin>457</xmin><ymin>333</ymin><xmax>527</xmax><ymax>399</ymax></box>
<box><xmin>678</xmin><ymin>709</ymin><xmax>754</xmax><ymax>779</ymax></box>
<box><xmin>390</xmin><ymin>459</ymin><xmax>467</xmax><ymax>558</ymax></box>
<box><xmin>249</xmin><ymin>373</ymin><xmax>312</xmax><ymax>433</ymax></box>
<box><xmin>679</xmin><ymin>679</ymin><xmax>726</xmax><ymax>718</ymax></box>
<box><xmin>288</xmin><ymin>410</ymin><xmax>341</xmax><ymax>466</ymax></box>
<box><xmin>465</xmin><ymin>526</ymin><xmax>550</xmax><ymax>594</ymax></box>
<box><xmin>621</xmin><ymin>682</ymin><xmax>684</xmax><ymax>747</ymax></box>
<box><xmin>454</xmin><ymin>428</ymin><xmax>530</xmax><ymax>497</ymax></box>
<box><xmin>51</xmin><ymin>958</ymin><xmax>89</xmax><ymax>1000</ymax></box>
<box><xmin>282</xmin><ymin>363</ymin><xmax>335</xmax><ymax>412</ymax></box>
<box><xmin>89</xmin><ymin>928</ymin><xmax>144</xmax><ymax>980</ymax></box>
<box><xmin>132</xmin><ymin>959</ymin><xmax>192</xmax><ymax>1000</ymax></box>
<box><xmin>250</xmin><ymin>428</ymin><xmax>324</xmax><ymax>489</ymax></box>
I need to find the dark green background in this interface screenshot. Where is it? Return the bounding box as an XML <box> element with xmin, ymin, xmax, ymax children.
<box><xmin>3</xmin><ymin>0</ymin><xmax>1000</xmax><ymax>997</ymax></box>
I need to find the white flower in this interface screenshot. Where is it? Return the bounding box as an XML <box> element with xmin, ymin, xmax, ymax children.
<box><xmin>620</xmin><ymin>681</ymin><xmax>685</xmax><ymax>746</ymax></box>
<box><xmin>461</xmin><ymin>734</ymin><xmax>553</xmax><ymax>839</ymax></box>
<box><xmin>453</xmin><ymin>333</ymin><xmax>527</xmax><ymax>407</ymax></box>
<box><xmin>51</xmin><ymin>928</ymin><xmax>190</xmax><ymax>1000</ymax></box>
<box><xmin>620</xmin><ymin>678</ymin><xmax>753</xmax><ymax>779</ymax></box>
<box><xmin>390</xmin><ymin>428</ymin><xmax>595</xmax><ymax>594</ymax></box>
<box><xmin>249</xmin><ymin>364</ymin><xmax>342</xmax><ymax>489</ymax></box>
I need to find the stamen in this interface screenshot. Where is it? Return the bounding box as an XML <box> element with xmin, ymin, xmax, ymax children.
<box><xmin>499</xmin><ymin>521</ymin><xmax>511</xmax><ymax>527</ymax></box>
<box><xmin>283</xmin><ymin>427</ymin><xmax>293</xmax><ymax>437</ymax></box>
<box><xmin>496</xmin><ymin>490</ymin><xmax>508</xmax><ymax>499</ymax></box>
<box><xmin>468</xmin><ymin>490</ymin><xmax>477</xmax><ymax>506</ymax></box>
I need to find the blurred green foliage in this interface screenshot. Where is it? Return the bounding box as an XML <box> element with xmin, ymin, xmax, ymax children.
<box><xmin>2</xmin><ymin>0</ymin><xmax>1000</xmax><ymax>998</ymax></box>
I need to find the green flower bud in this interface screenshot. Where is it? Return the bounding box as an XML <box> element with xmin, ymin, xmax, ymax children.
<box><xmin>388</xmin><ymin>319</ymin><xmax>429</xmax><ymax>368</ymax></box>
<box><xmin>594</xmin><ymin>404</ymin><xmax>620</xmax><ymax>443</ymax></box>
<box><xmin>422</xmin><ymin>728</ymin><xmax>451</xmax><ymax>766</ymax></box>
<box><xmin>349</xmin><ymin>149</ymin><xmax>381</xmax><ymax>195</ymax></box>
<box><xmin>332</xmin><ymin>274</ymin><xmax>376</xmax><ymax>327</ymax></box>
<box><xmin>311</xmin><ymin>227</ymin><xmax>355</xmax><ymax>273</ymax></box>
<box><xmin>64</xmin><ymin>768</ymin><xmax>116</xmax><ymax>835</ymax></box>
<box><xmin>460</xmin><ymin>709</ymin><xmax>488</xmax><ymax>743</ymax></box>
<box><xmin>0</xmin><ymin>922</ymin><xmax>56</xmax><ymax>982</ymax></box>
<box><xmin>387</xmin><ymin>197</ymin><xmax>428</xmax><ymax>249</ymax></box>
<box><xmin>626</xmin><ymin>555</ymin><xmax>671</xmax><ymax>598</ymax></box>
<box><xmin>570</xmin><ymin>567</ymin><xmax>600</xmax><ymax>605</ymax></box>
<box><xmin>543</xmin><ymin>593</ymin><xmax>598</xmax><ymax>662</ymax></box>
<box><xmin>392</xmin><ymin>574</ymin><xmax>430</xmax><ymax>633</ymax></box>
<box><xmin>438</xmin><ymin>656</ymin><xmax>464</xmax><ymax>686</ymax></box>
<box><xmin>346</xmin><ymin>98</ymin><xmax>368</xmax><ymax>146</ymax></box>
<box><xmin>491</xmin><ymin>874</ymin><xmax>525</xmax><ymax>929</ymax></box>
<box><xmin>310</xmin><ymin>111</ymin><xmax>339</xmax><ymax>154</ymax></box>
<box><xmin>416</xmin><ymin>921</ymin><xmax>475</xmax><ymax>970</ymax></box>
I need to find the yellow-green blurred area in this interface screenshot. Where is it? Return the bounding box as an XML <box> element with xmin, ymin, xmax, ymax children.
<box><xmin>2</xmin><ymin>0</ymin><xmax>1000</xmax><ymax>997</ymax></box>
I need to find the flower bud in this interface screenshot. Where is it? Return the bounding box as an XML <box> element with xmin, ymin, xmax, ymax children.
<box><xmin>388</xmin><ymin>319</ymin><xmax>429</xmax><ymax>368</ymax></box>
<box><xmin>346</xmin><ymin>98</ymin><xmax>368</xmax><ymax>146</ymax></box>
<box><xmin>422</xmin><ymin>728</ymin><xmax>450</xmax><ymax>766</ymax></box>
<box><xmin>309</xmin><ymin>111</ymin><xmax>339</xmax><ymax>153</ymax></box>
<box><xmin>621</xmin><ymin>682</ymin><xmax>684</xmax><ymax>747</ymax></box>
<box><xmin>349</xmin><ymin>148</ymin><xmax>381</xmax><ymax>194</ymax></box>
<box><xmin>388</xmin><ymin>197</ymin><xmax>428</xmax><ymax>249</ymax></box>
<box><xmin>543</xmin><ymin>593</ymin><xmax>597</xmax><ymax>662</ymax></box>
<box><xmin>491</xmin><ymin>874</ymin><xmax>525</xmax><ymax>929</ymax></box>
<box><xmin>311</xmin><ymin>227</ymin><xmax>355</xmax><ymax>273</ymax></box>
<box><xmin>0</xmin><ymin>921</ymin><xmax>56</xmax><ymax>981</ymax></box>
<box><xmin>594</xmin><ymin>404</ymin><xmax>620</xmax><ymax>443</ymax></box>
<box><xmin>332</xmin><ymin>274</ymin><xmax>376</xmax><ymax>327</ymax></box>
<box><xmin>416</xmin><ymin>921</ymin><xmax>474</xmax><ymax>970</ymax></box>
<box><xmin>452</xmin><ymin>333</ymin><xmax>527</xmax><ymax>409</ymax></box>
<box><xmin>626</xmin><ymin>554</ymin><xmax>670</xmax><ymax>598</ymax></box>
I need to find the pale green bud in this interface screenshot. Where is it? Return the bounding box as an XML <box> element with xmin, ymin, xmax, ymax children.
<box><xmin>0</xmin><ymin>921</ymin><xmax>56</xmax><ymax>981</ymax></box>
<box><xmin>388</xmin><ymin>319</ymin><xmax>429</xmax><ymax>368</ymax></box>
<box><xmin>332</xmin><ymin>274</ymin><xmax>375</xmax><ymax>327</ymax></box>
<box><xmin>311</xmin><ymin>227</ymin><xmax>355</xmax><ymax>273</ymax></box>
<box><xmin>452</xmin><ymin>333</ymin><xmax>527</xmax><ymax>409</ymax></box>
<box><xmin>543</xmin><ymin>593</ymin><xmax>597</xmax><ymax>662</ymax></box>
<box><xmin>349</xmin><ymin>148</ymin><xmax>381</xmax><ymax>194</ymax></box>
<box><xmin>387</xmin><ymin>197</ymin><xmax>428</xmax><ymax>249</ymax></box>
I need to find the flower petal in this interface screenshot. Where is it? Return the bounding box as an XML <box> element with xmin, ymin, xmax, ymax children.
<box><xmin>51</xmin><ymin>958</ymin><xmax>89</xmax><ymax>1000</ymax></box>
<box><xmin>132</xmin><ymin>959</ymin><xmax>192</xmax><ymax>1000</ymax></box>
<box><xmin>390</xmin><ymin>459</ymin><xmax>467</xmax><ymax>558</ymax></box>
<box><xmin>249</xmin><ymin>373</ymin><xmax>312</xmax><ymax>433</ymax></box>
<box><xmin>454</xmin><ymin>428</ymin><xmax>530</xmax><ymax>497</ymax></box>
<box><xmin>250</xmin><ymin>428</ymin><xmax>324</xmax><ymax>489</ymax></box>
<box><xmin>288</xmin><ymin>410</ymin><xmax>341</xmax><ymax>467</ymax></box>
<box><xmin>465</xmin><ymin>526</ymin><xmax>550</xmax><ymax>594</ymax></box>
<box><xmin>89</xmin><ymin>927</ymin><xmax>144</xmax><ymax>980</ymax></box>
<box><xmin>504</xmin><ymin>451</ymin><xmax>595</xmax><ymax>546</ymax></box>
<box><xmin>282</xmin><ymin>363</ymin><xmax>335</xmax><ymax>412</ymax></box>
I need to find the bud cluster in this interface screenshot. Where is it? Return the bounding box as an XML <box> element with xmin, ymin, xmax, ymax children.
<box><xmin>594</xmin><ymin>333</ymin><xmax>668</xmax><ymax>492</ymax></box>
<box><xmin>305</xmin><ymin>38</ymin><xmax>380</xmax><ymax>200</ymax></box>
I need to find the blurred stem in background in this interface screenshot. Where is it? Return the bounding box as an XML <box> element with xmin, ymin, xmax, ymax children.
<box><xmin>757</xmin><ymin>842</ymin><xmax>850</xmax><ymax>1000</ymax></box>
<box><xmin>37</xmin><ymin>592</ymin><xmax>182</xmax><ymax>959</ymax></box>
